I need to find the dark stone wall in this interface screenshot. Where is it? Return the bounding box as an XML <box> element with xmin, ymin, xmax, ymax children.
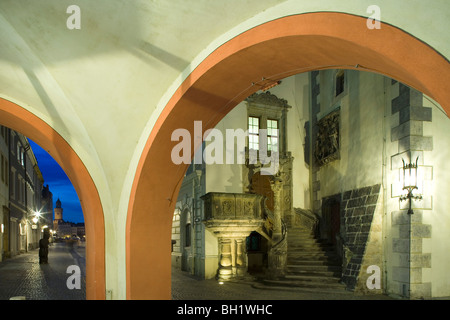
<box><xmin>341</xmin><ymin>184</ymin><xmax>381</xmax><ymax>290</ymax></box>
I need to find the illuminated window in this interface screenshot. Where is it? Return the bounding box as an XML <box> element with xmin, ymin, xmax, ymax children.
<box><xmin>246</xmin><ymin>92</ymin><xmax>289</xmax><ymax>156</ymax></box>
<box><xmin>248</xmin><ymin>116</ymin><xmax>259</xmax><ymax>150</ymax></box>
<box><xmin>267</xmin><ymin>119</ymin><xmax>278</xmax><ymax>152</ymax></box>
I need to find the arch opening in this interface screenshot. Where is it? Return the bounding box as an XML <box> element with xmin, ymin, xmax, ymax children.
<box><xmin>0</xmin><ymin>97</ymin><xmax>105</xmax><ymax>300</ymax></box>
<box><xmin>127</xmin><ymin>12</ymin><xmax>450</xmax><ymax>299</ymax></box>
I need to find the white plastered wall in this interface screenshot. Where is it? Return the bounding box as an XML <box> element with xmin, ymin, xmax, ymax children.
<box><xmin>422</xmin><ymin>97</ymin><xmax>450</xmax><ymax>297</ymax></box>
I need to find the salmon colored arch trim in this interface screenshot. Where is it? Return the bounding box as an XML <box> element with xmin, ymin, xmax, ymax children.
<box><xmin>126</xmin><ymin>12</ymin><xmax>450</xmax><ymax>299</ymax></box>
<box><xmin>0</xmin><ymin>98</ymin><xmax>106</xmax><ymax>300</ymax></box>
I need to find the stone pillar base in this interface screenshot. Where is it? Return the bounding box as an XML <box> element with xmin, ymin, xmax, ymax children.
<box><xmin>216</xmin><ymin>236</ymin><xmax>253</xmax><ymax>282</ymax></box>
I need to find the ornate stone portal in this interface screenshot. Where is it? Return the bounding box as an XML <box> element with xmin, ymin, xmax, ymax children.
<box><xmin>243</xmin><ymin>91</ymin><xmax>294</xmax><ymax>226</ymax></box>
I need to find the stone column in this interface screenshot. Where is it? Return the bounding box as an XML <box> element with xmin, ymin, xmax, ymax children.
<box><xmin>267</xmin><ymin>178</ymin><xmax>287</xmax><ymax>278</ymax></box>
<box><xmin>217</xmin><ymin>236</ymin><xmax>249</xmax><ymax>280</ymax></box>
<box><xmin>218</xmin><ymin>238</ymin><xmax>233</xmax><ymax>281</ymax></box>
<box><xmin>235</xmin><ymin>238</ymin><xmax>247</xmax><ymax>277</ymax></box>
<box><xmin>270</xmin><ymin>178</ymin><xmax>283</xmax><ymax>238</ymax></box>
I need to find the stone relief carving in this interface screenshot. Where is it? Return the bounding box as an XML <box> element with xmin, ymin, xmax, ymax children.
<box><xmin>245</xmin><ymin>91</ymin><xmax>289</xmax><ymax>108</ymax></box>
<box><xmin>315</xmin><ymin>109</ymin><xmax>340</xmax><ymax>166</ymax></box>
<box><xmin>244</xmin><ymin>201</ymin><xmax>253</xmax><ymax>215</ymax></box>
<box><xmin>222</xmin><ymin>200</ymin><xmax>233</xmax><ymax>216</ymax></box>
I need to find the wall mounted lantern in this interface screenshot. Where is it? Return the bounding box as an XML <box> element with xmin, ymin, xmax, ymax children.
<box><xmin>400</xmin><ymin>157</ymin><xmax>422</xmax><ymax>214</ymax></box>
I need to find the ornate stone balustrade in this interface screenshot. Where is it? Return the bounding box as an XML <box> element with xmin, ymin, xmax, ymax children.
<box><xmin>202</xmin><ymin>192</ymin><xmax>265</xmax><ymax>221</ymax></box>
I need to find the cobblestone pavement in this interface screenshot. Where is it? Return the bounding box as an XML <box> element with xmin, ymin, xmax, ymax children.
<box><xmin>0</xmin><ymin>243</ymin><xmax>405</xmax><ymax>301</ymax></box>
<box><xmin>171</xmin><ymin>268</ymin><xmax>397</xmax><ymax>300</ymax></box>
<box><xmin>0</xmin><ymin>242</ymin><xmax>86</xmax><ymax>300</ymax></box>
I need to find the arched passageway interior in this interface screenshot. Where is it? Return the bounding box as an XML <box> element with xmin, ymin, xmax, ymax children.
<box><xmin>127</xmin><ymin>12</ymin><xmax>450</xmax><ymax>299</ymax></box>
<box><xmin>0</xmin><ymin>98</ymin><xmax>105</xmax><ymax>300</ymax></box>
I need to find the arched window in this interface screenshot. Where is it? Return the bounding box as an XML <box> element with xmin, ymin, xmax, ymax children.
<box><xmin>185</xmin><ymin>223</ymin><xmax>191</xmax><ymax>247</ymax></box>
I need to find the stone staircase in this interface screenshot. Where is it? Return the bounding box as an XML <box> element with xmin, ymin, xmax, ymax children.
<box><xmin>260</xmin><ymin>226</ymin><xmax>349</xmax><ymax>294</ymax></box>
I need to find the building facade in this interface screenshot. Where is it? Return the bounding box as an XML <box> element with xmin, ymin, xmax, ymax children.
<box><xmin>53</xmin><ymin>198</ymin><xmax>85</xmax><ymax>239</ymax></box>
<box><xmin>41</xmin><ymin>185</ymin><xmax>54</xmax><ymax>235</ymax></box>
<box><xmin>0</xmin><ymin>126</ymin><xmax>9</xmax><ymax>261</ymax></box>
<box><xmin>25</xmin><ymin>140</ymin><xmax>45</xmax><ymax>250</ymax></box>
<box><xmin>0</xmin><ymin>128</ymin><xmax>47</xmax><ymax>259</ymax></box>
<box><xmin>9</xmin><ymin>130</ymin><xmax>29</xmax><ymax>256</ymax></box>
<box><xmin>172</xmin><ymin>70</ymin><xmax>450</xmax><ymax>299</ymax></box>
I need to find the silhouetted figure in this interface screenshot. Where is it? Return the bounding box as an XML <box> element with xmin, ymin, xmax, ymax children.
<box><xmin>39</xmin><ymin>230</ymin><xmax>50</xmax><ymax>264</ymax></box>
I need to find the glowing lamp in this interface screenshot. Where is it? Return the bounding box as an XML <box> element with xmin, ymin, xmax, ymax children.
<box><xmin>400</xmin><ymin>157</ymin><xmax>422</xmax><ymax>214</ymax></box>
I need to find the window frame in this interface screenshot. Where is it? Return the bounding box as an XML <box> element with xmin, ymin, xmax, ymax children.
<box><xmin>266</xmin><ymin>118</ymin><xmax>279</xmax><ymax>153</ymax></box>
<box><xmin>185</xmin><ymin>223</ymin><xmax>191</xmax><ymax>248</ymax></box>
<box><xmin>335</xmin><ymin>70</ymin><xmax>346</xmax><ymax>97</ymax></box>
<box><xmin>248</xmin><ymin>116</ymin><xmax>260</xmax><ymax>151</ymax></box>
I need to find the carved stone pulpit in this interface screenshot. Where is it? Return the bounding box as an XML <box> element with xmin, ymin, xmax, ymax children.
<box><xmin>201</xmin><ymin>192</ymin><xmax>265</xmax><ymax>281</ymax></box>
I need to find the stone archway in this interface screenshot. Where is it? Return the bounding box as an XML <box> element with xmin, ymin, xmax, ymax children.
<box><xmin>126</xmin><ymin>12</ymin><xmax>450</xmax><ymax>299</ymax></box>
<box><xmin>0</xmin><ymin>98</ymin><xmax>106</xmax><ymax>300</ymax></box>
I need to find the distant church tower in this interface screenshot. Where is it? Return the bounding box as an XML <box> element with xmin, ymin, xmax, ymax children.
<box><xmin>53</xmin><ymin>198</ymin><xmax>63</xmax><ymax>231</ymax></box>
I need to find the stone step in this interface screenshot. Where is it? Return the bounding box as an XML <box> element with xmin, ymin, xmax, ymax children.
<box><xmin>286</xmin><ymin>264</ymin><xmax>342</xmax><ymax>273</ymax></box>
<box><xmin>287</xmin><ymin>236</ymin><xmax>330</xmax><ymax>243</ymax></box>
<box><xmin>287</xmin><ymin>258</ymin><xmax>342</xmax><ymax>266</ymax></box>
<box><xmin>286</xmin><ymin>270</ymin><xmax>341</xmax><ymax>279</ymax></box>
<box><xmin>287</xmin><ymin>261</ymin><xmax>341</xmax><ymax>269</ymax></box>
<box><xmin>287</xmin><ymin>234</ymin><xmax>316</xmax><ymax>240</ymax></box>
<box><xmin>287</xmin><ymin>236</ymin><xmax>330</xmax><ymax>244</ymax></box>
<box><xmin>287</xmin><ymin>229</ymin><xmax>315</xmax><ymax>233</ymax></box>
<box><xmin>287</xmin><ymin>235</ymin><xmax>329</xmax><ymax>242</ymax></box>
<box><xmin>288</xmin><ymin>227</ymin><xmax>314</xmax><ymax>231</ymax></box>
<box><xmin>252</xmin><ymin>282</ymin><xmax>351</xmax><ymax>295</ymax></box>
<box><xmin>287</xmin><ymin>250</ymin><xmax>340</xmax><ymax>256</ymax></box>
<box><xmin>287</xmin><ymin>244</ymin><xmax>335</xmax><ymax>252</ymax></box>
<box><xmin>287</xmin><ymin>254</ymin><xmax>341</xmax><ymax>263</ymax></box>
<box><xmin>288</xmin><ymin>251</ymin><xmax>337</xmax><ymax>259</ymax></box>
<box><xmin>286</xmin><ymin>270</ymin><xmax>341</xmax><ymax>278</ymax></box>
<box><xmin>287</xmin><ymin>229</ymin><xmax>315</xmax><ymax>234</ymax></box>
<box><xmin>288</xmin><ymin>253</ymin><xmax>336</xmax><ymax>260</ymax></box>
<box><xmin>287</xmin><ymin>261</ymin><xmax>341</xmax><ymax>268</ymax></box>
<box><xmin>261</xmin><ymin>277</ymin><xmax>346</xmax><ymax>290</ymax></box>
<box><xmin>288</xmin><ymin>231</ymin><xmax>319</xmax><ymax>235</ymax></box>
<box><xmin>287</xmin><ymin>241</ymin><xmax>323</xmax><ymax>247</ymax></box>
<box><xmin>254</xmin><ymin>225</ymin><xmax>346</xmax><ymax>294</ymax></box>
<box><xmin>288</xmin><ymin>239</ymin><xmax>333</xmax><ymax>245</ymax></box>
<box><xmin>284</xmin><ymin>274</ymin><xmax>342</xmax><ymax>282</ymax></box>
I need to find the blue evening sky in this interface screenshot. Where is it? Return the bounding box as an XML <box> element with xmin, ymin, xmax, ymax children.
<box><xmin>29</xmin><ymin>139</ymin><xmax>84</xmax><ymax>224</ymax></box>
